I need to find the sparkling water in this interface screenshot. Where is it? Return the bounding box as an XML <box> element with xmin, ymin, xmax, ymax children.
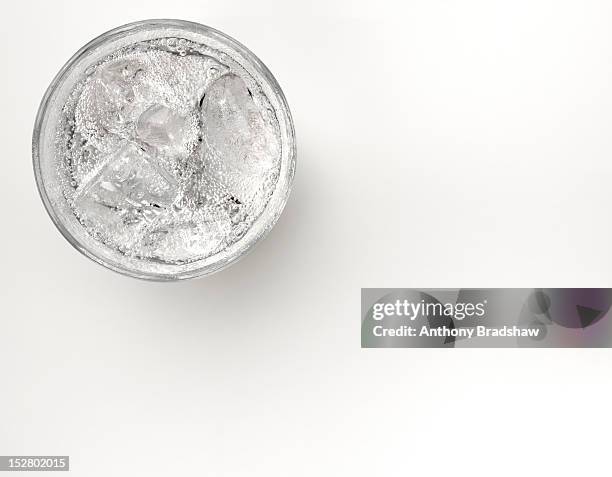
<box><xmin>55</xmin><ymin>37</ymin><xmax>282</xmax><ymax>265</ymax></box>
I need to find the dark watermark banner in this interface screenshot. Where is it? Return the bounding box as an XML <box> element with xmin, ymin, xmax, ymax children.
<box><xmin>361</xmin><ymin>289</ymin><xmax>612</xmax><ymax>348</ymax></box>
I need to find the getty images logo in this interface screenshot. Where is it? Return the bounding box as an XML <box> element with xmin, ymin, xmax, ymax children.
<box><xmin>371</xmin><ymin>298</ymin><xmax>487</xmax><ymax>321</ymax></box>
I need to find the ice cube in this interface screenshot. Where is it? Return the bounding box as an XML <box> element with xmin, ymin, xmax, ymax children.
<box><xmin>138</xmin><ymin>50</ymin><xmax>226</xmax><ymax>111</ymax></box>
<box><xmin>74</xmin><ymin>59</ymin><xmax>143</xmax><ymax>151</ymax></box>
<box><xmin>73</xmin><ymin>143</ymin><xmax>178</xmax><ymax>247</ymax></box>
<box><xmin>134</xmin><ymin>213</ymin><xmax>231</xmax><ymax>263</ymax></box>
<box><xmin>97</xmin><ymin>59</ymin><xmax>140</xmax><ymax>104</ymax></box>
<box><xmin>136</xmin><ymin>104</ymin><xmax>186</xmax><ymax>150</ymax></box>
<box><xmin>201</xmin><ymin>74</ymin><xmax>280</xmax><ymax>202</ymax></box>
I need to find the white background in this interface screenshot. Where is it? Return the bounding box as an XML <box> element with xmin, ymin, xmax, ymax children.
<box><xmin>1</xmin><ymin>0</ymin><xmax>611</xmax><ymax>475</ymax></box>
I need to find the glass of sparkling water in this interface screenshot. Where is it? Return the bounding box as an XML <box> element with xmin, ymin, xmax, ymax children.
<box><xmin>33</xmin><ymin>20</ymin><xmax>296</xmax><ymax>280</ymax></box>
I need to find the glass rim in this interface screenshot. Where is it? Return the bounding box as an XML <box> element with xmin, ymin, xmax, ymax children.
<box><xmin>32</xmin><ymin>19</ymin><xmax>296</xmax><ymax>281</ymax></box>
